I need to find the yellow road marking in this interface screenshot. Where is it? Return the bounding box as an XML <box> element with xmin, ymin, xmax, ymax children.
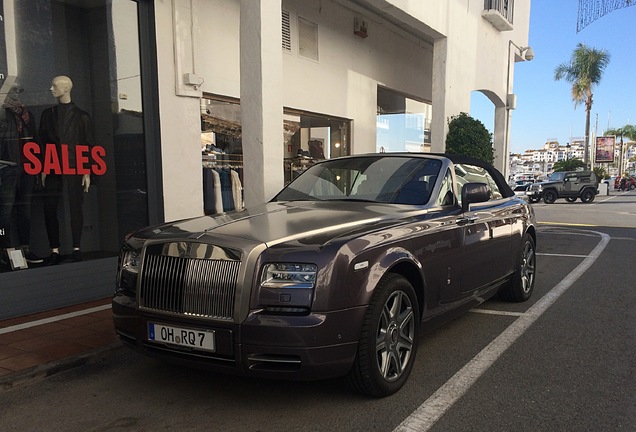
<box><xmin>538</xmin><ymin>221</ymin><xmax>596</xmax><ymax>227</ymax></box>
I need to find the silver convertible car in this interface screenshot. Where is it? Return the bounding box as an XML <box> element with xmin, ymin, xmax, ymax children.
<box><xmin>112</xmin><ymin>153</ymin><xmax>537</xmax><ymax>397</ymax></box>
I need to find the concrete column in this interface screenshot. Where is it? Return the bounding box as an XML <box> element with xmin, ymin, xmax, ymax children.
<box><xmin>240</xmin><ymin>0</ymin><xmax>284</xmax><ymax>206</ymax></box>
<box><xmin>430</xmin><ymin>38</ymin><xmax>448</xmax><ymax>153</ymax></box>
<box><xmin>493</xmin><ymin>105</ymin><xmax>508</xmax><ymax>178</ymax></box>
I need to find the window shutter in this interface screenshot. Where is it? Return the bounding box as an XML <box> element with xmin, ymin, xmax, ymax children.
<box><xmin>298</xmin><ymin>17</ymin><xmax>318</xmax><ymax>61</ymax></box>
<box><xmin>282</xmin><ymin>10</ymin><xmax>291</xmax><ymax>51</ymax></box>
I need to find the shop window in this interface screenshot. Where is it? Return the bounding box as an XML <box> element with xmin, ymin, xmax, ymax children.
<box><xmin>200</xmin><ymin>97</ymin><xmax>244</xmax><ymax>215</ymax></box>
<box><xmin>283</xmin><ymin>109</ymin><xmax>351</xmax><ymax>184</ymax></box>
<box><xmin>200</xmin><ymin>95</ymin><xmax>351</xmax><ymax>212</ymax></box>
<box><xmin>0</xmin><ymin>0</ymin><xmax>148</xmax><ymax>271</ymax></box>
<box><xmin>376</xmin><ymin>86</ymin><xmax>432</xmax><ymax>153</ymax></box>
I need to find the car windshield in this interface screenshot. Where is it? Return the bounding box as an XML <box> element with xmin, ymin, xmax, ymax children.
<box><xmin>548</xmin><ymin>172</ymin><xmax>566</xmax><ymax>181</ymax></box>
<box><xmin>274</xmin><ymin>156</ymin><xmax>442</xmax><ymax>205</ymax></box>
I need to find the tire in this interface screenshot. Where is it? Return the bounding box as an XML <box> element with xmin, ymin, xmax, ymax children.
<box><xmin>543</xmin><ymin>190</ymin><xmax>557</xmax><ymax>204</ymax></box>
<box><xmin>580</xmin><ymin>188</ymin><xmax>595</xmax><ymax>203</ymax></box>
<box><xmin>347</xmin><ymin>274</ymin><xmax>419</xmax><ymax>397</ymax></box>
<box><xmin>499</xmin><ymin>233</ymin><xmax>536</xmax><ymax>302</ymax></box>
<box><xmin>565</xmin><ymin>197</ymin><xmax>577</xmax><ymax>203</ymax></box>
<box><xmin>528</xmin><ymin>197</ymin><xmax>540</xmax><ymax>203</ymax></box>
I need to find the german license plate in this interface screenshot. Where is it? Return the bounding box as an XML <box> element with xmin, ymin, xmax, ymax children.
<box><xmin>148</xmin><ymin>323</ymin><xmax>215</xmax><ymax>352</ymax></box>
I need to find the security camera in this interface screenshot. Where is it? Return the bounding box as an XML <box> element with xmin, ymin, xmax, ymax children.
<box><xmin>523</xmin><ymin>47</ymin><xmax>534</xmax><ymax>61</ymax></box>
<box><xmin>200</xmin><ymin>99</ymin><xmax>211</xmax><ymax>116</ymax></box>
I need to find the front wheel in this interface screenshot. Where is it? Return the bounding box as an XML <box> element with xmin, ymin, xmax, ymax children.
<box><xmin>499</xmin><ymin>233</ymin><xmax>536</xmax><ymax>302</ymax></box>
<box><xmin>543</xmin><ymin>190</ymin><xmax>557</xmax><ymax>204</ymax></box>
<box><xmin>347</xmin><ymin>274</ymin><xmax>419</xmax><ymax>397</ymax></box>
<box><xmin>580</xmin><ymin>188</ymin><xmax>595</xmax><ymax>203</ymax></box>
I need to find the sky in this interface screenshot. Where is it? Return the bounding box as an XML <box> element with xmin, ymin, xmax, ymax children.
<box><xmin>470</xmin><ymin>0</ymin><xmax>636</xmax><ymax>154</ymax></box>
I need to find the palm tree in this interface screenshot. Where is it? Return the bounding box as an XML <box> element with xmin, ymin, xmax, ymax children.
<box><xmin>555</xmin><ymin>43</ymin><xmax>611</xmax><ymax>168</ymax></box>
<box><xmin>605</xmin><ymin>124</ymin><xmax>636</xmax><ymax>175</ymax></box>
<box><xmin>552</xmin><ymin>157</ymin><xmax>585</xmax><ymax>172</ymax></box>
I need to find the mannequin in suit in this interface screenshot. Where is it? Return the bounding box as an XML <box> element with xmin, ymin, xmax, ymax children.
<box><xmin>0</xmin><ymin>82</ymin><xmax>43</xmax><ymax>265</ymax></box>
<box><xmin>39</xmin><ymin>75</ymin><xmax>93</xmax><ymax>264</ymax></box>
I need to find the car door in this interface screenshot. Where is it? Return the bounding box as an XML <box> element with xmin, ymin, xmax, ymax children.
<box><xmin>455</xmin><ymin>164</ymin><xmax>514</xmax><ymax>294</ymax></box>
<box><xmin>418</xmin><ymin>168</ymin><xmax>465</xmax><ymax>308</ymax></box>
<box><xmin>563</xmin><ymin>172</ymin><xmax>578</xmax><ymax>196</ymax></box>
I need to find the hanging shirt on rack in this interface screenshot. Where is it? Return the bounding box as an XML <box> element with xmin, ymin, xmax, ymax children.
<box><xmin>211</xmin><ymin>169</ymin><xmax>223</xmax><ymax>213</ymax></box>
<box><xmin>230</xmin><ymin>169</ymin><xmax>243</xmax><ymax>210</ymax></box>
<box><xmin>218</xmin><ymin>168</ymin><xmax>234</xmax><ymax>212</ymax></box>
<box><xmin>203</xmin><ymin>167</ymin><xmax>217</xmax><ymax>215</ymax></box>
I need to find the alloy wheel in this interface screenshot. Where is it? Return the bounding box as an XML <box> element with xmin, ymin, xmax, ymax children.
<box><xmin>520</xmin><ymin>240</ymin><xmax>536</xmax><ymax>294</ymax></box>
<box><xmin>375</xmin><ymin>290</ymin><xmax>415</xmax><ymax>382</ymax></box>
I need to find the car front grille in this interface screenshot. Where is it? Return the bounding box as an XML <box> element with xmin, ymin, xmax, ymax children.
<box><xmin>138</xmin><ymin>249</ymin><xmax>240</xmax><ymax>320</ymax></box>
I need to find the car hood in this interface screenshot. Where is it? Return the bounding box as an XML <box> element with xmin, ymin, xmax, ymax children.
<box><xmin>133</xmin><ymin>201</ymin><xmax>426</xmax><ymax>247</ymax></box>
<box><xmin>532</xmin><ymin>180</ymin><xmax>559</xmax><ymax>188</ymax></box>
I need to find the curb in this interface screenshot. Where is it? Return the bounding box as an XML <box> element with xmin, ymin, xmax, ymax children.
<box><xmin>0</xmin><ymin>342</ymin><xmax>125</xmax><ymax>392</ymax></box>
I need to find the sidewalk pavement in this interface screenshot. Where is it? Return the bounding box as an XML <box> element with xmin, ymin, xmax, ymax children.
<box><xmin>0</xmin><ymin>297</ymin><xmax>123</xmax><ymax>391</ymax></box>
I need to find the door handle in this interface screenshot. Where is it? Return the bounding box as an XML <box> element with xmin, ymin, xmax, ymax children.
<box><xmin>456</xmin><ymin>216</ymin><xmax>478</xmax><ymax>225</ymax></box>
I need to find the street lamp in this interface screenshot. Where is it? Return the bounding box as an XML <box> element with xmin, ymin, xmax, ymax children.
<box><xmin>618</xmin><ymin>135</ymin><xmax>625</xmax><ymax>176</ymax></box>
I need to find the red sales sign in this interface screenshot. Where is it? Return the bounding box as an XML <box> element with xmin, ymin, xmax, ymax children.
<box><xmin>22</xmin><ymin>142</ymin><xmax>107</xmax><ymax>176</ymax></box>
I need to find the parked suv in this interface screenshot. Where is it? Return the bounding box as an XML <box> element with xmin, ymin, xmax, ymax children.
<box><xmin>527</xmin><ymin>171</ymin><xmax>598</xmax><ymax>204</ymax></box>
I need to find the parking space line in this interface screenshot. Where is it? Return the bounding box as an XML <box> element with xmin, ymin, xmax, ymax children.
<box><xmin>0</xmin><ymin>304</ymin><xmax>112</xmax><ymax>335</ymax></box>
<box><xmin>470</xmin><ymin>309</ymin><xmax>524</xmax><ymax>317</ymax></box>
<box><xmin>538</xmin><ymin>221</ymin><xmax>596</xmax><ymax>227</ymax></box>
<box><xmin>538</xmin><ymin>228</ymin><xmax>602</xmax><ymax>237</ymax></box>
<box><xmin>394</xmin><ymin>231</ymin><xmax>610</xmax><ymax>432</ymax></box>
<box><xmin>537</xmin><ymin>253</ymin><xmax>587</xmax><ymax>258</ymax></box>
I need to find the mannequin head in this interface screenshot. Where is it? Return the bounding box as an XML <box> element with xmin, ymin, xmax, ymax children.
<box><xmin>50</xmin><ymin>75</ymin><xmax>73</xmax><ymax>103</ymax></box>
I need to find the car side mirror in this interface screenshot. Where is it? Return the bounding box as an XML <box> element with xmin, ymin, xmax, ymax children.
<box><xmin>461</xmin><ymin>182</ymin><xmax>490</xmax><ymax>212</ymax></box>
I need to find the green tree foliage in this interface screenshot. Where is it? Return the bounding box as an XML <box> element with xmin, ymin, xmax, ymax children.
<box><xmin>605</xmin><ymin>124</ymin><xmax>636</xmax><ymax>146</ymax></box>
<box><xmin>552</xmin><ymin>157</ymin><xmax>585</xmax><ymax>172</ymax></box>
<box><xmin>445</xmin><ymin>112</ymin><xmax>494</xmax><ymax>164</ymax></box>
<box><xmin>605</xmin><ymin>124</ymin><xmax>636</xmax><ymax>175</ymax></box>
<box><xmin>555</xmin><ymin>43</ymin><xmax>610</xmax><ymax>167</ymax></box>
<box><xmin>593</xmin><ymin>166</ymin><xmax>608</xmax><ymax>180</ymax></box>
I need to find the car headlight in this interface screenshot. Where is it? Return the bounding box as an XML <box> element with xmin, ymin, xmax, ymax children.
<box><xmin>121</xmin><ymin>250</ymin><xmax>141</xmax><ymax>274</ymax></box>
<box><xmin>257</xmin><ymin>263</ymin><xmax>318</xmax><ymax>313</ymax></box>
<box><xmin>261</xmin><ymin>263</ymin><xmax>317</xmax><ymax>288</ymax></box>
<box><xmin>117</xmin><ymin>244</ymin><xmax>142</xmax><ymax>294</ymax></box>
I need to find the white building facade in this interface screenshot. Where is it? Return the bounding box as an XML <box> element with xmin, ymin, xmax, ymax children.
<box><xmin>509</xmin><ymin>137</ymin><xmax>635</xmax><ymax>180</ymax></box>
<box><xmin>0</xmin><ymin>0</ymin><xmax>531</xmax><ymax>317</ymax></box>
<box><xmin>160</xmin><ymin>0</ymin><xmax>532</xmax><ymax>221</ymax></box>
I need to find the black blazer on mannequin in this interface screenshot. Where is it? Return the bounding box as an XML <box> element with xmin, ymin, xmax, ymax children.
<box><xmin>39</xmin><ymin>102</ymin><xmax>93</xmax><ymax>169</ymax></box>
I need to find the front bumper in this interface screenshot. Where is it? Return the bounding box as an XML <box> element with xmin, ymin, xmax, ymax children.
<box><xmin>112</xmin><ymin>293</ymin><xmax>365</xmax><ymax>381</ymax></box>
